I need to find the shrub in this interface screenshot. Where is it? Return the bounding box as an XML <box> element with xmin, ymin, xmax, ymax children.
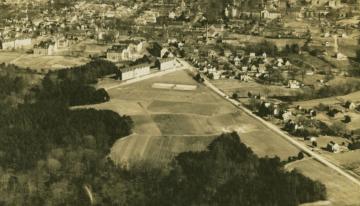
<box><xmin>343</xmin><ymin>115</ymin><xmax>351</xmax><ymax>124</ymax></box>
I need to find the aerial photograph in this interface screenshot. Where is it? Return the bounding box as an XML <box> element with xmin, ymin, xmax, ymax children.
<box><xmin>0</xmin><ymin>0</ymin><xmax>360</xmax><ymax>205</ymax></box>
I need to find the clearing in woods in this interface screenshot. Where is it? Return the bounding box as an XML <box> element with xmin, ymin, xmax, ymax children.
<box><xmin>91</xmin><ymin>70</ymin><xmax>300</xmax><ymax>164</ymax></box>
<box><xmin>90</xmin><ymin>69</ymin><xmax>360</xmax><ymax>205</ymax></box>
<box><xmin>0</xmin><ymin>51</ymin><xmax>89</xmax><ymax>71</ymax></box>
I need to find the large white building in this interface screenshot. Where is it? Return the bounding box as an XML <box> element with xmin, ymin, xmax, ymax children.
<box><xmin>107</xmin><ymin>41</ymin><xmax>150</xmax><ymax>62</ymax></box>
<box><xmin>1</xmin><ymin>38</ymin><xmax>32</xmax><ymax>50</ymax></box>
<box><xmin>261</xmin><ymin>9</ymin><xmax>281</xmax><ymax>19</ymax></box>
<box><xmin>119</xmin><ymin>64</ymin><xmax>151</xmax><ymax>80</ymax></box>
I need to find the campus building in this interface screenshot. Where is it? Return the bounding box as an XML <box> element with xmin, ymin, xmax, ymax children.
<box><xmin>1</xmin><ymin>38</ymin><xmax>32</xmax><ymax>50</ymax></box>
<box><xmin>33</xmin><ymin>40</ymin><xmax>55</xmax><ymax>56</ymax></box>
<box><xmin>119</xmin><ymin>64</ymin><xmax>151</xmax><ymax>80</ymax></box>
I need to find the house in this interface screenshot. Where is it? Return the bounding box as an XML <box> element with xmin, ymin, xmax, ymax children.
<box><xmin>240</xmin><ymin>74</ymin><xmax>252</xmax><ymax>82</ymax></box>
<box><xmin>135</xmin><ymin>10</ymin><xmax>159</xmax><ymax>25</ymax></box>
<box><xmin>327</xmin><ymin>141</ymin><xmax>340</xmax><ymax>153</ymax></box>
<box><xmin>55</xmin><ymin>36</ymin><xmax>71</xmax><ymax>51</ymax></box>
<box><xmin>261</xmin><ymin>8</ymin><xmax>281</xmax><ymax>19</ymax></box>
<box><xmin>273</xmin><ymin>107</ymin><xmax>281</xmax><ymax>117</ymax></box>
<box><xmin>160</xmin><ymin>48</ymin><xmax>175</xmax><ymax>58</ymax></box>
<box><xmin>251</xmin><ymin>65</ymin><xmax>258</xmax><ymax>72</ymax></box>
<box><xmin>169</xmin><ymin>11</ymin><xmax>177</xmax><ymax>19</ymax></box>
<box><xmin>224</xmin><ymin>49</ymin><xmax>232</xmax><ymax>58</ymax></box>
<box><xmin>33</xmin><ymin>40</ymin><xmax>55</xmax><ymax>56</ymax></box>
<box><xmin>107</xmin><ymin>45</ymin><xmax>127</xmax><ymax>62</ymax></box>
<box><xmin>208</xmin><ymin>50</ymin><xmax>218</xmax><ymax>58</ymax></box>
<box><xmin>119</xmin><ymin>63</ymin><xmax>151</xmax><ymax>81</ymax></box>
<box><xmin>336</xmin><ymin>52</ymin><xmax>348</xmax><ymax>61</ymax></box>
<box><xmin>344</xmin><ymin>101</ymin><xmax>357</xmax><ymax>110</ymax></box>
<box><xmin>311</xmin><ymin>0</ymin><xmax>342</xmax><ymax>8</ymax></box>
<box><xmin>282</xmin><ymin>111</ymin><xmax>294</xmax><ymax>122</ymax></box>
<box><xmin>234</xmin><ymin>56</ymin><xmax>241</xmax><ymax>66</ymax></box>
<box><xmin>258</xmin><ymin>64</ymin><xmax>267</xmax><ymax>73</ymax></box>
<box><xmin>213</xmin><ymin>72</ymin><xmax>221</xmax><ymax>80</ymax></box>
<box><xmin>107</xmin><ymin>41</ymin><xmax>150</xmax><ymax>62</ymax></box>
<box><xmin>310</xmin><ymin>137</ymin><xmax>317</xmax><ymax>143</ymax></box>
<box><xmin>288</xmin><ymin>80</ymin><xmax>301</xmax><ymax>89</ymax></box>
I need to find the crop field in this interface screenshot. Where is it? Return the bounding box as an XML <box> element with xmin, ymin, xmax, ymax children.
<box><xmin>289</xmin><ymin>159</ymin><xmax>360</xmax><ymax>206</ymax></box>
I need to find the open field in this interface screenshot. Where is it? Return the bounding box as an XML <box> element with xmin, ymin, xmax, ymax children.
<box><xmin>0</xmin><ymin>51</ymin><xmax>89</xmax><ymax>71</ymax></box>
<box><xmin>324</xmin><ymin>150</ymin><xmax>360</xmax><ymax>177</ymax></box>
<box><xmin>225</xmin><ymin>33</ymin><xmax>306</xmax><ymax>48</ymax></box>
<box><xmin>90</xmin><ymin>69</ymin><xmax>360</xmax><ymax>205</ymax></box>
<box><xmin>211</xmin><ymin>79</ymin><xmax>298</xmax><ymax>97</ymax></box>
<box><xmin>289</xmin><ymin>159</ymin><xmax>360</xmax><ymax>206</ymax></box>
<box><xmin>294</xmin><ymin>91</ymin><xmax>360</xmax><ymax>109</ymax></box>
<box><xmin>315</xmin><ymin>111</ymin><xmax>360</xmax><ymax>131</ymax></box>
<box><xmin>90</xmin><ymin>70</ymin><xmax>300</xmax><ymax>165</ymax></box>
<box><xmin>11</xmin><ymin>55</ymin><xmax>89</xmax><ymax>70</ymax></box>
<box><xmin>0</xmin><ymin>52</ymin><xmax>23</xmax><ymax>63</ymax></box>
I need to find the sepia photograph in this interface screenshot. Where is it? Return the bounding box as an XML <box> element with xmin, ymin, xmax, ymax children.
<box><xmin>0</xmin><ymin>0</ymin><xmax>360</xmax><ymax>205</ymax></box>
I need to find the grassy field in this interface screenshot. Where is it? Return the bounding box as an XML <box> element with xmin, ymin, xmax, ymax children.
<box><xmin>0</xmin><ymin>51</ymin><xmax>89</xmax><ymax>71</ymax></box>
<box><xmin>294</xmin><ymin>91</ymin><xmax>360</xmax><ymax>109</ymax></box>
<box><xmin>211</xmin><ymin>79</ymin><xmax>298</xmax><ymax>97</ymax></box>
<box><xmin>289</xmin><ymin>159</ymin><xmax>360</xmax><ymax>206</ymax></box>
<box><xmin>90</xmin><ymin>70</ymin><xmax>300</xmax><ymax>166</ymax></box>
<box><xmin>0</xmin><ymin>52</ymin><xmax>23</xmax><ymax>63</ymax></box>
<box><xmin>12</xmin><ymin>55</ymin><xmax>89</xmax><ymax>71</ymax></box>
<box><xmin>324</xmin><ymin>150</ymin><xmax>360</xmax><ymax>177</ymax></box>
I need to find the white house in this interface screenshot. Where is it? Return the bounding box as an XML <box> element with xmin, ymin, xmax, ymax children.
<box><xmin>261</xmin><ymin>9</ymin><xmax>281</xmax><ymax>19</ymax></box>
<box><xmin>288</xmin><ymin>80</ymin><xmax>301</xmax><ymax>89</ymax></box>
<box><xmin>327</xmin><ymin>142</ymin><xmax>340</xmax><ymax>153</ymax></box>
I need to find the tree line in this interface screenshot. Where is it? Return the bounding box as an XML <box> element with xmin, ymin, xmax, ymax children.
<box><xmin>0</xmin><ymin>132</ymin><xmax>327</xmax><ymax>206</ymax></box>
<box><xmin>34</xmin><ymin>58</ymin><xmax>117</xmax><ymax>106</ymax></box>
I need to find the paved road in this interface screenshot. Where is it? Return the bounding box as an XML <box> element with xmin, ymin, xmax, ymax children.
<box><xmin>178</xmin><ymin>58</ymin><xmax>360</xmax><ymax>187</ymax></box>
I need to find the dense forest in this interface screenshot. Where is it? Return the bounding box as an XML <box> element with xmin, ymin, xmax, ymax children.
<box><xmin>0</xmin><ymin>62</ymin><xmax>326</xmax><ymax>205</ymax></box>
